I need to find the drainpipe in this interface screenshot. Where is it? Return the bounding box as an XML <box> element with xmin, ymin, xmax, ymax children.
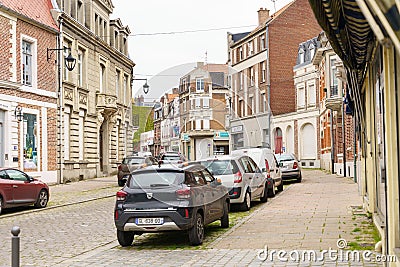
<box><xmin>57</xmin><ymin>17</ymin><xmax>64</xmax><ymax>184</ymax></box>
<box><xmin>266</xmin><ymin>25</ymin><xmax>271</xmax><ymax>148</ymax></box>
<box><xmin>354</xmin><ymin>114</ymin><xmax>357</xmax><ymax>183</ymax></box>
<box><xmin>342</xmin><ymin>91</ymin><xmax>346</xmax><ymax>177</ymax></box>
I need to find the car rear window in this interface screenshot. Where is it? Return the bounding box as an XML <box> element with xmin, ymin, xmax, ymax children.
<box><xmin>128</xmin><ymin>171</ymin><xmax>184</xmax><ymax>188</ymax></box>
<box><xmin>276</xmin><ymin>154</ymin><xmax>294</xmax><ymax>162</ymax></box>
<box><xmin>200</xmin><ymin>160</ymin><xmax>239</xmax><ymax>175</ymax></box>
<box><xmin>123</xmin><ymin>157</ymin><xmax>145</xmax><ymax>164</ymax></box>
<box><xmin>161</xmin><ymin>155</ymin><xmax>181</xmax><ymax>161</ymax></box>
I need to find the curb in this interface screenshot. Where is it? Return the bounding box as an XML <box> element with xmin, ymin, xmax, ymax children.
<box><xmin>0</xmin><ymin>193</ymin><xmax>115</xmax><ymax>219</ymax></box>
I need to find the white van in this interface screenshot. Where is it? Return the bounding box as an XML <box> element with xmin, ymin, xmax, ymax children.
<box><xmin>231</xmin><ymin>147</ymin><xmax>283</xmax><ymax>196</ymax></box>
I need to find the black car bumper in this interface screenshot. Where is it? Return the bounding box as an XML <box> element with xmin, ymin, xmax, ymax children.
<box><xmin>281</xmin><ymin>170</ymin><xmax>301</xmax><ymax>180</ymax></box>
<box><xmin>114</xmin><ymin>207</ymin><xmax>196</xmax><ymax>232</ymax></box>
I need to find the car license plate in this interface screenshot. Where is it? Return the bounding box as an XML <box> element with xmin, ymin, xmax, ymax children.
<box><xmin>135</xmin><ymin>217</ymin><xmax>164</xmax><ymax>225</ymax></box>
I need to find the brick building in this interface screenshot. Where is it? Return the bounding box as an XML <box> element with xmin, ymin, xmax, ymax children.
<box><xmin>53</xmin><ymin>0</ymin><xmax>135</xmax><ymax>181</ymax></box>
<box><xmin>179</xmin><ymin>63</ymin><xmax>229</xmax><ymax>161</ymax></box>
<box><xmin>0</xmin><ymin>0</ymin><xmax>59</xmax><ymax>182</ymax></box>
<box><xmin>227</xmin><ymin>0</ymin><xmax>321</xmax><ymax>150</ymax></box>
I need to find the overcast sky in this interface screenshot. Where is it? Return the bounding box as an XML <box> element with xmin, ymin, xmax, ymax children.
<box><xmin>111</xmin><ymin>0</ymin><xmax>292</xmax><ymax>100</ymax></box>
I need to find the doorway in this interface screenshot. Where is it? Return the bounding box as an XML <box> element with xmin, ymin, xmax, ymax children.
<box><xmin>99</xmin><ymin>122</ymin><xmax>104</xmax><ymax>173</ymax></box>
<box><xmin>0</xmin><ymin>110</ymin><xmax>4</xmax><ymax>167</ymax></box>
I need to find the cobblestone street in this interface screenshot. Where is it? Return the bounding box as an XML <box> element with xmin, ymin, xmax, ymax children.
<box><xmin>0</xmin><ymin>171</ymin><xmax>384</xmax><ymax>266</ymax></box>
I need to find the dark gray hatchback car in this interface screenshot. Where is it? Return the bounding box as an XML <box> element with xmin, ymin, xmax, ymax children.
<box><xmin>114</xmin><ymin>163</ymin><xmax>230</xmax><ymax>246</ymax></box>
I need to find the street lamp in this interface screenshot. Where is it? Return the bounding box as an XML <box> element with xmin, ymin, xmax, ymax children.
<box><xmin>47</xmin><ymin>47</ymin><xmax>76</xmax><ymax>71</ymax></box>
<box><xmin>14</xmin><ymin>106</ymin><xmax>23</xmax><ymax>122</ymax></box>
<box><xmin>132</xmin><ymin>78</ymin><xmax>150</xmax><ymax>94</ymax></box>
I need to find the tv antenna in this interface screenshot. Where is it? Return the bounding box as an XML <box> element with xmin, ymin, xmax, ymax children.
<box><xmin>271</xmin><ymin>0</ymin><xmax>277</xmax><ymax>13</ymax></box>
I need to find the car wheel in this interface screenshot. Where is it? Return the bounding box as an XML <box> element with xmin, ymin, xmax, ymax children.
<box><xmin>297</xmin><ymin>173</ymin><xmax>302</xmax><ymax>183</ymax></box>
<box><xmin>188</xmin><ymin>212</ymin><xmax>204</xmax><ymax>245</ymax></box>
<box><xmin>34</xmin><ymin>189</ymin><xmax>48</xmax><ymax>208</ymax></box>
<box><xmin>118</xmin><ymin>179</ymin><xmax>125</xmax><ymax>187</ymax></box>
<box><xmin>267</xmin><ymin>182</ymin><xmax>276</xmax><ymax>197</ymax></box>
<box><xmin>277</xmin><ymin>181</ymin><xmax>284</xmax><ymax>192</ymax></box>
<box><xmin>260</xmin><ymin>183</ymin><xmax>268</xmax><ymax>202</ymax></box>
<box><xmin>239</xmin><ymin>190</ymin><xmax>251</xmax><ymax>211</ymax></box>
<box><xmin>117</xmin><ymin>230</ymin><xmax>134</xmax><ymax>247</ymax></box>
<box><xmin>220</xmin><ymin>201</ymin><xmax>229</xmax><ymax>228</ymax></box>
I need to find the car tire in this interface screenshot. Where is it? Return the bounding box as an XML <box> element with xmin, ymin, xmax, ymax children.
<box><xmin>267</xmin><ymin>182</ymin><xmax>276</xmax><ymax>197</ymax></box>
<box><xmin>118</xmin><ymin>179</ymin><xmax>125</xmax><ymax>187</ymax></box>
<box><xmin>297</xmin><ymin>173</ymin><xmax>302</xmax><ymax>183</ymax></box>
<box><xmin>220</xmin><ymin>201</ymin><xmax>229</xmax><ymax>228</ymax></box>
<box><xmin>34</xmin><ymin>189</ymin><xmax>48</xmax><ymax>208</ymax></box>
<box><xmin>239</xmin><ymin>190</ymin><xmax>251</xmax><ymax>211</ymax></box>
<box><xmin>188</xmin><ymin>212</ymin><xmax>204</xmax><ymax>245</ymax></box>
<box><xmin>260</xmin><ymin>183</ymin><xmax>268</xmax><ymax>202</ymax></box>
<box><xmin>277</xmin><ymin>181</ymin><xmax>284</xmax><ymax>192</ymax></box>
<box><xmin>117</xmin><ymin>230</ymin><xmax>134</xmax><ymax>247</ymax></box>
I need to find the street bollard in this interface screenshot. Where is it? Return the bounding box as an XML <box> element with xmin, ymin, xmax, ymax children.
<box><xmin>11</xmin><ymin>226</ymin><xmax>20</xmax><ymax>267</ymax></box>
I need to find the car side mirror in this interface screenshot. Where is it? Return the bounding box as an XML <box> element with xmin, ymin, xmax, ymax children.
<box><xmin>214</xmin><ymin>178</ymin><xmax>222</xmax><ymax>186</ymax></box>
<box><xmin>279</xmin><ymin>162</ymin><xmax>283</xmax><ymax>167</ymax></box>
<box><xmin>28</xmin><ymin>176</ymin><xmax>34</xmax><ymax>182</ymax></box>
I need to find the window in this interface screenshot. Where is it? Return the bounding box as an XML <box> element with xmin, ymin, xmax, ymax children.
<box><xmin>77</xmin><ymin>49</ymin><xmax>84</xmax><ymax>87</ymax></box>
<box><xmin>116</xmin><ymin>70</ymin><xmax>121</xmax><ymax>99</ymax></box>
<box><xmin>261</xmin><ymin>62</ymin><xmax>266</xmax><ymax>82</ymax></box>
<box><xmin>239</xmin><ymin>46</ymin><xmax>243</xmax><ymax>60</ymax></box>
<box><xmin>330</xmin><ymin>57</ymin><xmax>338</xmax><ymax>96</ymax></box>
<box><xmin>183</xmin><ymin>98</ymin><xmax>187</xmax><ymax>112</ymax></box>
<box><xmin>195</xmin><ymin>119</ymin><xmax>201</xmax><ymax>130</ymax></box>
<box><xmin>249</xmin><ymin>97</ymin><xmax>254</xmax><ymax>114</ymax></box>
<box><xmin>248</xmin><ymin>41</ymin><xmax>253</xmax><ymax>56</ymax></box>
<box><xmin>123</xmin><ymin>74</ymin><xmax>128</xmax><ymax>105</ymax></box>
<box><xmin>260</xmin><ymin>34</ymin><xmax>266</xmax><ymax>50</ymax></box>
<box><xmin>203</xmin><ymin>117</ymin><xmax>210</xmax><ymax>130</ymax></box>
<box><xmin>308</xmin><ymin>84</ymin><xmax>316</xmax><ymax>106</ymax></box>
<box><xmin>195</xmin><ymin>98</ymin><xmax>201</xmax><ymax>109</ymax></box>
<box><xmin>239</xmin><ymin>71</ymin><xmax>243</xmax><ymax>90</ymax></box>
<box><xmin>203</xmin><ymin>98</ymin><xmax>209</xmax><ymax>108</ymax></box>
<box><xmin>99</xmin><ymin>64</ymin><xmax>105</xmax><ymax>93</ymax></box>
<box><xmin>22</xmin><ymin>41</ymin><xmax>33</xmax><ymax>86</ymax></box>
<box><xmin>250</xmin><ymin>67</ymin><xmax>254</xmax><ymax>86</ymax></box>
<box><xmin>77</xmin><ymin>0</ymin><xmax>84</xmax><ymax>24</ymax></box>
<box><xmin>297</xmin><ymin>87</ymin><xmax>305</xmax><ymax>108</ymax></box>
<box><xmin>6</xmin><ymin>170</ymin><xmax>28</xmax><ymax>181</ymax></box>
<box><xmin>23</xmin><ymin>113</ymin><xmax>38</xmax><ymax>170</ymax></box>
<box><xmin>196</xmin><ymin>78</ymin><xmax>204</xmax><ymax>92</ymax></box>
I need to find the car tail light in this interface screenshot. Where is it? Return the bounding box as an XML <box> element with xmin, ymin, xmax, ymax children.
<box><xmin>184</xmin><ymin>208</ymin><xmax>189</xmax><ymax>218</ymax></box>
<box><xmin>116</xmin><ymin>190</ymin><xmax>127</xmax><ymax>201</ymax></box>
<box><xmin>176</xmin><ymin>188</ymin><xmax>191</xmax><ymax>199</ymax></box>
<box><xmin>115</xmin><ymin>210</ymin><xmax>119</xmax><ymax>220</ymax></box>
<box><xmin>234</xmin><ymin>171</ymin><xmax>242</xmax><ymax>183</ymax></box>
<box><xmin>118</xmin><ymin>165</ymin><xmax>122</xmax><ymax>171</ymax></box>
<box><xmin>293</xmin><ymin>162</ymin><xmax>298</xmax><ymax>169</ymax></box>
<box><xmin>265</xmin><ymin>159</ymin><xmax>271</xmax><ymax>178</ymax></box>
<box><xmin>177</xmin><ymin>160</ymin><xmax>183</xmax><ymax>164</ymax></box>
<box><xmin>159</xmin><ymin>160</ymin><xmax>164</xmax><ymax>164</ymax></box>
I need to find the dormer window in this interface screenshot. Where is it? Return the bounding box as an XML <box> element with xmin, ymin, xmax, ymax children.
<box><xmin>299</xmin><ymin>48</ymin><xmax>305</xmax><ymax>64</ymax></box>
<box><xmin>309</xmin><ymin>43</ymin><xmax>315</xmax><ymax>60</ymax></box>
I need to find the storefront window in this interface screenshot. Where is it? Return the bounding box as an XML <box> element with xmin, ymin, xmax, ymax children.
<box><xmin>23</xmin><ymin>113</ymin><xmax>37</xmax><ymax>170</ymax></box>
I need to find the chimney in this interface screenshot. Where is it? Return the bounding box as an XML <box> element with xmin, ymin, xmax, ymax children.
<box><xmin>258</xmin><ymin>8</ymin><xmax>270</xmax><ymax>25</ymax></box>
<box><xmin>172</xmin><ymin>87</ymin><xmax>179</xmax><ymax>94</ymax></box>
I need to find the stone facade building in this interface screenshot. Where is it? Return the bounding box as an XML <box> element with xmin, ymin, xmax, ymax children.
<box><xmin>0</xmin><ymin>0</ymin><xmax>59</xmax><ymax>183</ymax></box>
<box><xmin>53</xmin><ymin>0</ymin><xmax>135</xmax><ymax>181</ymax></box>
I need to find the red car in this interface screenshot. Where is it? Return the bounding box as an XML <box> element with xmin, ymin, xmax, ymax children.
<box><xmin>0</xmin><ymin>168</ymin><xmax>49</xmax><ymax>215</ymax></box>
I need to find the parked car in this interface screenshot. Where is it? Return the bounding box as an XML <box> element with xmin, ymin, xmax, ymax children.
<box><xmin>275</xmin><ymin>153</ymin><xmax>302</xmax><ymax>182</ymax></box>
<box><xmin>232</xmin><ymin>147</ymin><xmax>283</xmax><ymax>197</ymax></box>
<box><xmin>117</xmin><ymin>156</ymin><xmax>158</xmax><ymax>186</ymax></box>
<box><xmin>196</xmin><ymin>155</ymin><xmax>268</xmax><ymax>211</ymax></box>
<box><xmin>0</xmin><ymin>168</ymin><xmax>49</xmax><ymax>215</ymax></box>
<box><xmin>114</xmin><ymin>163</ymin><xmax>230</xmax><ymax>246</ymax></box>
<box><xmin>159</xmin><ymin>152</ymin><xmax>186</xmax><ymax>165</ymax></box>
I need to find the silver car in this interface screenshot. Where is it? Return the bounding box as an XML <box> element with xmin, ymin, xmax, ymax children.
<box><xmin>196</xmin><ymin>155</ymin><xmax>268</xmax><ymax>211</ymax></box>
<box><xmin>275</xmin><ymin>153</ymin><xmax>302</xmax><ymax>182</ymax></box>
